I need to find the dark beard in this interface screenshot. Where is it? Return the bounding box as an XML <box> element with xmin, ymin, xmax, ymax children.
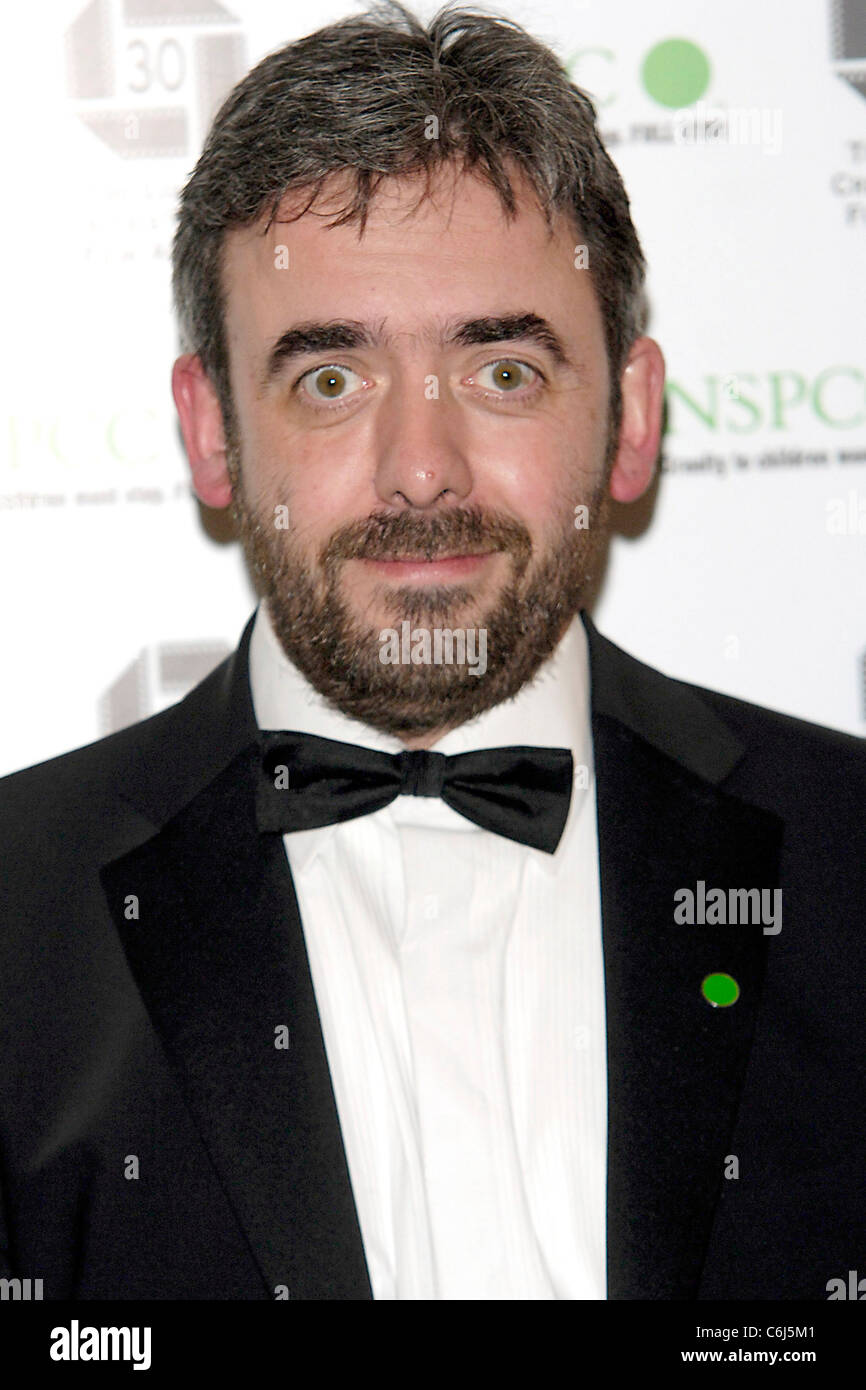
<box><xmin>228</xmin><ymin>445</ymin><xmax>612</xmax><ymax>739</ymax></box>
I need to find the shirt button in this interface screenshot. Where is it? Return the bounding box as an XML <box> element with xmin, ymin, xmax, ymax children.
<box><xmin>423</xmin><ymin>894</ymin><xmax>439</xmax><ymax>920</ymax></box>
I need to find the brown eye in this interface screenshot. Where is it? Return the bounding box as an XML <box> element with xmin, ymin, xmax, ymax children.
<box><xmin>316</xmin><ymin>368</ymin><xmax>345</xmax><ymax>397</ymax></box>
<box><xmin>476</xmin><ymin>359</ymin><xmax>535</xmax><ymax>392</ymax></box>
<box><xmin>298</xmin><ymin>364</ymin><xmax>363</xmax><ymax>402</ymax></box>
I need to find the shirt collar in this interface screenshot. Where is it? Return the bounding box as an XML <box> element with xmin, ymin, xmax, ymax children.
<box><xmin>248</xmin><ymin>599</ymin><xmax>592</xmax><ymax>875</ymax></box>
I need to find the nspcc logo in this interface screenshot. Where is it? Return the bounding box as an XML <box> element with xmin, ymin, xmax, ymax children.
<box><xmin>567</xmin><ymin>36</ymin><xmax>712</xmax><ymax>110</ymax></box>
<box><xmin>65</xmin><ymin>0</ymin><xmax>247</xmax><ymax>158</ymax></box>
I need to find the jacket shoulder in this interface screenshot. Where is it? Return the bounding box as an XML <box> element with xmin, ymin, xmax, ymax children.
<box><xmin>684</xmin><ymin>676</ymin><xmax>866</xmax><ymax>767</ymax></box>
<box><xmin>0</xmin><ymin>643</ymin><xmax>242</xmax><ymax>842</ymax></box>
<box><xmin>585</xmin><ymin>612</ymin><xmax>865</xmax><ymax>795</ymax></box>
<box><xmin>642</xmin><ymin>665</ymin><xmax>866</xmax><ymax>842</ymax></box>
<box><xmin>0</xmin><ymin>688</ymin><xmax>200</xmax><ymax>810</ymax></box>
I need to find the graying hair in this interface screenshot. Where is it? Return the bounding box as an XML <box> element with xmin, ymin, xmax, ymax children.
<box><xmin>172</xmin><ymin>1</ymin><xmax>647</xmax><ymax>439</ymax></box>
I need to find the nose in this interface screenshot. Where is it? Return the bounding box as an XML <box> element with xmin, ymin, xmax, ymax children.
<box><xmin>373</xmin><ymin>383</ymin><xmax>473</xmax><ymax>510</ymax></box>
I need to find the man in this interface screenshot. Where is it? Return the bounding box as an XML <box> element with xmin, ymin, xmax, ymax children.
<box><xmin>0</xmin><ymin>3</ymin><xmax>863</xmax><ymax>1302</ymax></box>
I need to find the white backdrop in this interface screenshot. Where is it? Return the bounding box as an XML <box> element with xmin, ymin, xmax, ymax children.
<box><xmin>1</xmin><ymin>0</ymin><xmax>864</xmax><ymax>778</ymax></box>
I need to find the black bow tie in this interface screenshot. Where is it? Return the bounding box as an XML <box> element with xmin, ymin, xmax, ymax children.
<box><xmin>255</xmin><ymin>731</ymin><xmax>574</xmax><ymax>853</ymax></box>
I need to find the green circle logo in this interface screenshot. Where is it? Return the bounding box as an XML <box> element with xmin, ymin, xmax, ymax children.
<box><xmin>702</xmin><ymin>972</ymin><xmax>740</xmax><ymax>1008</ymax></box>
<box><xmin>642</xmin><ymin>38</ymin><xmax>710</xmax><ymax>108</ymax></box>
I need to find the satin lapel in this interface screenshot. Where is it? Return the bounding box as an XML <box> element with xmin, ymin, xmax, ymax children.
<box><xmin>583</xmin><ymin>617</ymin><xmax>784</xmax><ymax>1299</ymax></box>
<box><xmin>99</xmin><ymin>615</ymin><xmax>373</xmax><ymax>1301</ymax></box>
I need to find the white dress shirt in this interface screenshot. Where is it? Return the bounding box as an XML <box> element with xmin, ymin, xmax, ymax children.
<box><xmin>248</xmin><ymin>600</ymin><xmax>607</xmax><ymax>1299</ymax></box>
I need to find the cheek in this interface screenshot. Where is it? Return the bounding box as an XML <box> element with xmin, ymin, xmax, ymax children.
<box><xmin>487</xmin><ymin>433</ymin><xmax>578</xmax><ymax>529</ymax></box>
<box><xmin>271</xmin><ymin>466</ymin><xmax>367</xmax><ymax>551</ymax></box>
<box><xmin>235</xmin><ymin>410</ymin><xmax>343</xmax><ymax>527</ymax></box>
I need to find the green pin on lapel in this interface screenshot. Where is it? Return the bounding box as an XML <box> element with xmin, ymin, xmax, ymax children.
<box><xmin>702</xmin><ymin>972</ymin><xmax>740</xmax><ymax>1007</ymax></box>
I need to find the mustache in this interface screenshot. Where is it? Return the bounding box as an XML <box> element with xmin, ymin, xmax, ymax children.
<box><xmin>319</xmin><ymin>506</ymin><xmax>533</xmax><ymax>572</ymax></box>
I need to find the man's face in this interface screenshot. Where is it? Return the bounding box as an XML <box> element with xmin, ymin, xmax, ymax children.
<box><xmin>188</xmin><ymin>164</ymin><xmax>658</xmax><ymax>745</ymax></box>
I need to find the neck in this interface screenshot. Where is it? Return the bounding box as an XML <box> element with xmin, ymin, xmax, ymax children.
<box><xmin>396</xmin><ymin>724</ymin><xmax>455</xmax><ymax>751</ymax></box>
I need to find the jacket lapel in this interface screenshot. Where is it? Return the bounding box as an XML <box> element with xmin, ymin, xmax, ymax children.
<box><xmin>583</xmin><ymin>615</ymin><xmax>784</xmax><ymax>1298</ymax></box>
<box><xmin>99</xmin><ymin>610</ymin><xmax>373</xmax><ymax>1300</ymax></box>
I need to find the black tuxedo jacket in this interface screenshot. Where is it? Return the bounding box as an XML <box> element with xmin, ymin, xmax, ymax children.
<box><xmin>1</xmin><ymin>609</ymin><xmax>864</xmax><ymax>1301</ymax></box>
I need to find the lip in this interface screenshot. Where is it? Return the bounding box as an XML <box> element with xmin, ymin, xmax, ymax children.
<box><xmin>357</xmin><ymin>552</ymin><xmax>494</xmax><ymax>581</ymax></box>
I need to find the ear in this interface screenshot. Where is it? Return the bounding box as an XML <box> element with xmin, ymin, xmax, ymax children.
<box><xmin>607</xmin><ymin>337</ymin><xmax>665</xmax><ymax>504</ymax></box>
<box><xmin>171</xmin><ymin>354</ymin><xmax>234</xmax><ymax>509</ymax></box>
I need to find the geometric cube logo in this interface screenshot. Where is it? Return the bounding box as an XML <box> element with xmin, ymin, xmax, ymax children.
<box><xmin>65</xmin><ymin>0</ymin><xmax>246</xmax><ymax>158</ymax></box>
<box><xmin>830</xmin><ymin>0</ymin><xmax>866</xmax><ymax>104</ymax></box>
<box><xmin>98</xmin><ymin>640</ymin><xmax>231</xmax><ymax>733</ymax></box>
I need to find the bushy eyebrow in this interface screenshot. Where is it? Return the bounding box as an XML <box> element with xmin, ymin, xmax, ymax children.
<box><xmin>261</xmin><ymin>311</ymin><xmax>577</xmax><ymax>387</ymax></box>
<box><xmin>449</xmin><ymin>314</ymin><xmax>574</xmax><ymax>369</ymax></box>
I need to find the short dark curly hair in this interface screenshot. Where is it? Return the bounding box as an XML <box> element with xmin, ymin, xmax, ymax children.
<box><xmin>172</xmin><ymin>1</ymin><xmax>647</xmax><ymax>441</ymax></box>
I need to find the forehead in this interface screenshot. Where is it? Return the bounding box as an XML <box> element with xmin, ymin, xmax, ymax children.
<box><xmin>220</xmin><ymin>163</ymin><xmax>602</xmax><ymax>356</ymax></box>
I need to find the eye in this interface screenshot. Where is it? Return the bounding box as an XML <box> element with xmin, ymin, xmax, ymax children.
<box><xmin>297</xmin><ymin>364</ymin><xmax>365</xmax><ymax>403</ymax></box>
<box><xmin>472</xmin><ymin>359</ymin><xmax>539</xmax><ymax>393</ymax></box>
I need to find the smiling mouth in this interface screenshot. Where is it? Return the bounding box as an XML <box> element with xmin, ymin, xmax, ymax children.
<box><xmin>355</xmin><ymin>551</ymin><xmax>496</xmax><ymax>579</ymax></box>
